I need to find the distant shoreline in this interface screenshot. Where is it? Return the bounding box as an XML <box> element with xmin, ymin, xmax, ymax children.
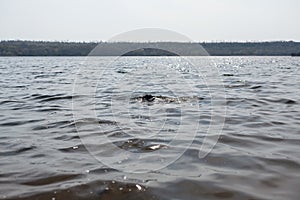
<box><xmin>1</xmin><ymin>40</ymin><xmax>300</xmax><ymax>56</ymax></box>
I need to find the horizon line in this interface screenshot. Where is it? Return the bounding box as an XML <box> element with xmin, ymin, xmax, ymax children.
<box><xmin>1</xmin><ymin>39</ymin><xmax>299</xmax><ymax>44</ymax></box>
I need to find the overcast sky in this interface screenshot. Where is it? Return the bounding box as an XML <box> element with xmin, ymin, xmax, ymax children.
<box><xmin>0</xmin><ymin>0</ymin><xmax>299</xmax><ymax>42</ymax></box>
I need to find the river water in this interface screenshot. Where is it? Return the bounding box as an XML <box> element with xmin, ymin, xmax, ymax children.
<box><xmin>0</xmin><ymin>56</ymin><xmax>299</xmax><ymax>200</ymax></box>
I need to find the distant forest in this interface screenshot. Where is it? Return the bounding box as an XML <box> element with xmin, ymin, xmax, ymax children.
<box><xmin>0</xmin><ymin>40</ymin><xmax>300</xmax><ymax>56</ymax></box>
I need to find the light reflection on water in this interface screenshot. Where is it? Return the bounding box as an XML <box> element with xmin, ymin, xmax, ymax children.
<box><xmin>0</xmin><ymin>57</ymin><xmax>299</xmax><ymax>200</ymax></box>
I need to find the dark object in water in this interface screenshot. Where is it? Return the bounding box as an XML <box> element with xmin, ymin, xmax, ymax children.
<box><xmin>223</xmin><ymin>73</ymin><xmax>234</xmax><ymax>77</ymax></box>
<box><xmin>116</xmin><ymin>70</ymin><xmax>127</xmax><ymax>74</ymax></box>
<box><xmin>291</xmin><ymin>52</ymin><xmax>300</xmax><ymax>57</ymax></box>
<box><xmin>142</xmin><ymin>94</ymin><xmax>155</xmax><ymax>102</ymax></box>
<box><xmin>282</xmin><ymin>99</ymin><xmax>296</xmax><ymax>104</ymax></box>
<box><xmin>250</xmin><ymin>85</ymin><xmax>262</xmax><ymax>89</ymax></box>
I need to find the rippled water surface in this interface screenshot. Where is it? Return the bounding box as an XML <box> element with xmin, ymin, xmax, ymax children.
<box><xmin>0</xmin><ymin>57</ymin><xmax>299</xmax><ymax>200</ymax></box>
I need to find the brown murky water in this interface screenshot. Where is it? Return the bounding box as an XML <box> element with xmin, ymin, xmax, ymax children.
<box><xmin>0</xmin><ymin>57</ymin><xmax>299</xmax><ymax>200</ymax></box>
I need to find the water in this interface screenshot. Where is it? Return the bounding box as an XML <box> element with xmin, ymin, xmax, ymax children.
<box><xmin>0</xmin><ymin>56</ymin><xmax>299</xmax><ymax>200</ymax></box>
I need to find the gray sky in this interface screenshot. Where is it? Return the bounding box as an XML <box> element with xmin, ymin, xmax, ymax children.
<box><xmin>0</xmin><ymin>0</ymin><xmax>299</xmax><ymax>42</ymax></box>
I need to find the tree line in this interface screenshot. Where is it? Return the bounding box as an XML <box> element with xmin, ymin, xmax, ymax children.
<box><xmin>0</xmin><ymin>40</ymin><xmax>299</xmax><ymax>56</ymax></box>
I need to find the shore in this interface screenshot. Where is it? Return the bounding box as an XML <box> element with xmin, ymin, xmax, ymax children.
<box><xmin>1</xmin><ymin>40</ymin><xmax>300</xmax><ymax>56</ymax></box>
